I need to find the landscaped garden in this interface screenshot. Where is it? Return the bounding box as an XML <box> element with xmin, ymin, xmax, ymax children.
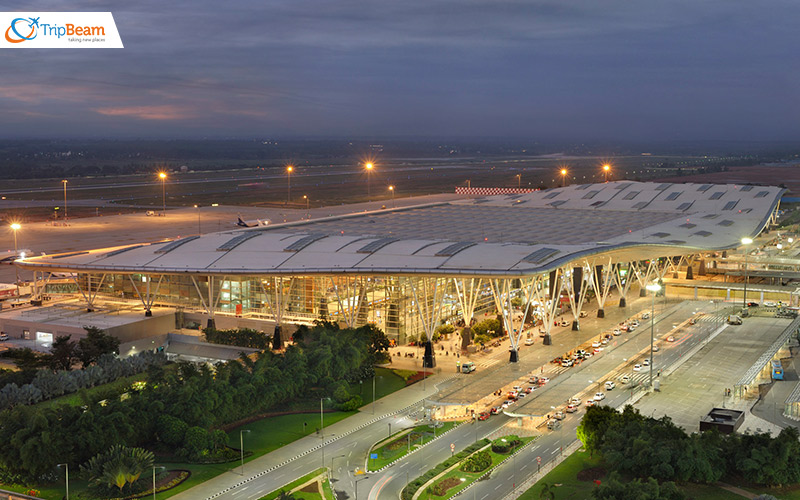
<box><xmin>0</xmin><ymin>321</ymin><xmax>399</xmax><ymax>499</ymax></box>
<box><xmin>401</xmin><ymin>434</ymin><xmax>535</xmax><ymax>500</ymax></box>
<box><xmin>366</xmin><ymin>421</ymin><xmax>459</xmax><ymax>471</ymax></box>
<box><xmin>519</xmin><ymin>404</ymin><xmax>800</xmax><ymax>500</ymax></box>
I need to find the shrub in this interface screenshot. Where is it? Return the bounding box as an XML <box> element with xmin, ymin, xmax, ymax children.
<box><xmin>461</xmin><ymin>450</ymin><xmax>491</xmax><ymax>472</ymax></box>
<box><xmin>491</xmin><ymin>435</ymin><xmax>520</xmax><ymax>454</ymax></box>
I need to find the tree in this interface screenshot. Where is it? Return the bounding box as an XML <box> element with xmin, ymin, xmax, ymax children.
<box><xmin>49</xmin><ymin>335</ymin><xmax>78</xmax><ymax>371</ymax></box>
<box><xmin>576</xmin><ymin>405</ymin><xmax>618</xmax><ymax>456</ymax></box>
<box><xmin>538</xmin><ymin>482</ymin><xmax>556</xmax><ymax>500</ymax></box>
<box><xmin>80</xmin><ymin>444</ymin><xmax>154</xmax><ymax>494</ymax></box>
<box><xmin>77</xmin><ymin>326</ymin><xmax>120</xmax><ymax>367</ymax></box>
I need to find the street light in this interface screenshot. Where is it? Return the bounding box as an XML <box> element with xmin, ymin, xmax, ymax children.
<box><xmin>152</xmin><ymin>465</ymin><xmax>165</xmax><ymax>500</ymax></box>
<box><xmin>355</xmin><ymin>476</ymin><xmax>369</xmax><ymax>500</ymax></box>
<box><xmin>331</xmin><ymin>454</ymin><xmax>346</xmax><ymax>482</ymax></box>
<box><xmin>158</xmin><ymin>172</ymin><xmax>167</xmax><ymax>216</ymax></box>
<box><xmin>365</xmin><ymin>162</ymin><xmax>374</xmax><ymax>200</ymax></box>
<box><xmin>10</xmin><ymin>223</ymin><xmax>20</xmax><ymax>295</ymax></box>
<box><xmin>646</xmin><ymin>282</ymin><xmax>661</xmax><ymax>388</ymax></box>
<box><xmin>57</xmin><ymin>463</ymin><xmax>69</xmax><ymax>500</ymax></box>
<box><xmin>303</xmin><ymin>195</ymin><xmax>309</xmax><ymax>219</ymax></box>
<box><xmin>602</xmin><ymin>164</ymin><xmax>611</xmax><ymax>182</ymax></box>
<box><xmin>741</xmin><ymin>237</ymin><xmax>753</xmax><ymax>309</ymax></box>
<box><xmin>516</xmin><ymin>174</ymin><xmax>521</xmax><ymax>189</ymax></box>
<box><xmin>194</xmin><ymin>205</ymin><xmax>201</xmax><ymax>235</ymax></box>
<box><xmin>320</xmin><ymin>397</ymin><xmax>330</xmax><ymax>468</ymax></box>
<box><xmin>388</xmin><ymin>185</ymin><xmax>395</xmax><ymax>208</ymax></box>
<box><xmin>239</xmin><ymin>429</ymin><xmax>251</xmax><ymax>475</ymax></box>
<box><xmin>560</xmin><ymin>169</ymin><xmax>567</xmax><ymax>187</ymax></box>
<box><xmin>62</xmin><ymin>179</ymin><xmax>68</xmax><ymax>222</ymax></box>
<box><xmin>286</xmin><ymin>165</ymin><xmax>294</xmax><ymax>204</ymax></box>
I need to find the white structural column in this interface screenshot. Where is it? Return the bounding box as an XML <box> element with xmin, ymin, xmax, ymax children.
<box><xmin>614</xmin><ymin>263</ymin><xmax>634</xmax><ymax>308</ymax></box>
<box><xmin>490</xmin><ymin>278</ymin><xmax>536</xmax><ymax>362</ymax></box>
<box><xmin>588</xmin><ymin>258</ymin><xmax>614</xmax><ymax>318</ymax></box>
<box><xmin>260</xmin><ymin>277</ymin><xmax>288</xmax><ymax>326</ymax></box>
<box><xmin>74</xmin><ymin>273</ymin><xmax>107</xmax><ymax>311</ymax></box>
<box><xmin>329</xmin><ymin>276</ymin><xmax>363</xmax><ymax>328</ymax></box>
<box><xmin>128</xmin><ymin>274</ymin><xmax>164</xmax><ymax>317</ymax></box>
<box><xmin>453</xmin><ymin>277</ymin><xmax>482</xmax><ymax>326</ymax></box>
<box><xmin>408</xmin><ymin>277</ymin><xmax>448</xmax><ymax>368</ymax></box>
<box><xmin>632</xmin><ymin>260</ymin><xmax>656</xmax><ymax>297</ymax></box>
<box><xmin>531</xmin><ymin>270</ymin><xmax>563</xmax><ymax>346</ymax></box>
<box><xmin>564</xmin><ymin>265</ymin><xmax>591</xmax><ymax>330</ymax></box>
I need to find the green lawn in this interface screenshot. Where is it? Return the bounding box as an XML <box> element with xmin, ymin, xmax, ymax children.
<box><xmin>35</xmin><ymin>373</ymin><xmax>148</xmax><ymax>411</ymax></box>
<box><xmin>351</xmin><ymin>367</ymin><xmax>409</xmax><ymax>406</ymax></box>
<box><xmin>367</xmin><ymin>421</ymin><xmax>459</xmax><ymax>471</ymax></box>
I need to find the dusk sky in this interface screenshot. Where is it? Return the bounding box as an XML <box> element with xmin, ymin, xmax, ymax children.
<box><xmin>3</xmin><ymin>1</ymin><xmax>799</xmax><ymax>141</ymax></box>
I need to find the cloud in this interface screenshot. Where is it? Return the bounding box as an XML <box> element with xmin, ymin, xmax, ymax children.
<box><xmin>94</xmin><ymin>105</ymin><xmax>194</xmax><ymax>120</ymax></box>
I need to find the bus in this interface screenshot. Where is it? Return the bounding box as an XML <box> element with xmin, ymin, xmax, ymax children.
<box><xmin>771</xmin><ymin>360</ymin><xmax>784</xmax><ymax>380</ymax></box>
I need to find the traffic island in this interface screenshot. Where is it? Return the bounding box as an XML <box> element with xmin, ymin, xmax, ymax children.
<box><xmin>402</xmin><ymin>434</ymin><xmax>536</xmax><ymax>500</ymax></box>
<box><xmin>366</xmin><ymin>421</ymin><xmax>459</xmax><ymax>472</ymax></box>
<box><xmin>257</xmin><ymin>468</ymin><xmax>334</xmax><ymax>500</ymax></box>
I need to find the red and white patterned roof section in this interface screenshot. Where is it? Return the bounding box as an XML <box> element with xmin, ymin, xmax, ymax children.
<box><xmin>17</xmin><ymin>182</ymin><xmax>784</xmax><ymax>277</ymax></box>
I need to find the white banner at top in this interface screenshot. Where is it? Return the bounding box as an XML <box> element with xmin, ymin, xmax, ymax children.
<box><xmin>1</xmin><ymin>12</ymin><xmax>123</xmax><ymax>48</ymax></box>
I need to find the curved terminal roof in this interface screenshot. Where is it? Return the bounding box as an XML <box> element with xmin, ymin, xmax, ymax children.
<box><xmin>18</xmin><ymin>181</ymin><xmax>784</xmax><ymax>277</ymax></box>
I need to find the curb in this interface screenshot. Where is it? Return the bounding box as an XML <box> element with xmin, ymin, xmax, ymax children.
<box><xmin>450</xmin><ymin>436</ymin><xmax>538</xmax><ymax>499</ymax></box>
<box><xmin>366</xmin><ymin>421</ymin><xmax>463</xmax><ymax>473</ymax></box>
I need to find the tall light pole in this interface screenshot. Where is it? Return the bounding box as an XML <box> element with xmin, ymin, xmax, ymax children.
<box><xmin>194</xmin><ymin>205</ymin><xmax>201</xmax><ymax>235</ymax></box>
<box><xmin>62</xmin><ymin>179</ymin><xmax>68</xmax><ymax>222</ymax></box>
<box><xmin>239</xmin><ymin>429</ymin><xmax>251</xmax><ymax>475</ymax></box>
<box><xmin>57</xmin><ymin>463</ymin><xmax>69</xmax><ymax>500</ymax></box>
<box><xmin>320</xmin><ymin>397</ymin><xmax>330</xmax><ymax>469</ymax></box>
<box><xmin>152</xmin><ymin>465</ymin><xmax>165</xmax><ymax>500</ymax></box>
<box><xmin>286</xmin><ymin>165</ymin><xmax>294</xmax><ymax>204</ymax></box>
<box><xmin>365</xmin><ymin>162</ymin><xmax>374</xmax><ymax>201</ymax></box>
<box><xmin>603</xmin><ymin>164</ymin><xmax>611</xmax><ymax>183</ymax></box>
<box><xmin>10</xmin><ymin>223</ymin><xmax>20</xmax><ymax>295</ymax></box>
<box><xmin>741</xmin><ymin>237</ymin><xmax>753</xmax><ymax>309</ymax></box>
<box><xmin>646</xmin><ymin>282</ymin><xmax>661</xmax><ymax>388</ymax></box>
<box><xmin>158</xmin><ymin>172</ymin><xmax>167</xmax><ymax>216</ymax></box>
<box><xmin>516</xmin><ymin>174</ymin><xmax>521</xmax><ymax>189</ymax></box>
<box><xmin>303</xmin><ymin>195</ymin><xmax>309</xmax><ymax>219</ymax></box>
<box><xmin>388</xmin><ymin>185</ymin><xmax>395</xmax><ymax>208</ymax></box>
<box><xmin>355</xmin><ymin>476</ymin><xmax>369</xmax><ymax>500</ymax></box>
<box><xmin>560</xmin><ymin>169</ymin><xmax>567</xmax><ymax>187</ymax></box>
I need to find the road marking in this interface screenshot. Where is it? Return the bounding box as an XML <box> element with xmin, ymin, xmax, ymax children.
<box><xmin>370</xmin><ymin>473</ymin><xmax>393</xmax><ymax>500</ymax></box>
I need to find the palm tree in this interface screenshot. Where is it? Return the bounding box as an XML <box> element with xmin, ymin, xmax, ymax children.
<box><xmin>539</xmin><ymin>482</ymin><xmax>556</xmax><ymax>500</ymax></box>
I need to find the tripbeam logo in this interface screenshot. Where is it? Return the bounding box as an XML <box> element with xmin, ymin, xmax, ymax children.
<box><xmin>1</xmin><ymin>12</ymin><xmax>123</xmax><ymax>48</ymax></box>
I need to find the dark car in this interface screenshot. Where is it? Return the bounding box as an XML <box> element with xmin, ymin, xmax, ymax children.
<box><xmin>478</xmin><ymin>412</ymin><xmax>490</xmax><ymax>421</ymax></box>
<box><xmin>747</xmin><ymin>302</ymin><xmax>759</xmax><ymax>307</ymax></box>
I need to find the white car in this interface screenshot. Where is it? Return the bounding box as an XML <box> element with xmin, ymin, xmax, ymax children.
<box><xmin>630</xmin><ymin>320</ymin><xmax>640</xmax><ymax>327</ymax></box>
<box><xmin>570</xmin><ymin>397</ymin><xmax>582</xmax><ymax>406</ymax></box>
<box><xmin>591</xmin><ymin>341</ymin><xmax>601</xmax><ymax>348</ymax></box>
<box><xmin>0</xmin><ymin>333</ymin><xmax>9</xmax><ymax>341</ymax></box>
<box><xmin>612</xmin><ymin>328</ymin><xmax>621</xmax><ymax>336</ymax></box>
<box><xmin>652</xmin><ymin>345</ymin><xmax>660</xmax><ymax>352</ymax></box>
<box><xmin>604</xmin><ymin>381</ymin><xmax>615</xmax><ymax>390</ymax></box>
<box><xmin>667</xmin><ymin>336</ymin><xmax>675</xmax><ymax>342</ymax></box>
<box><xmin>641</xmin><ymin>312</ymin><xmax>650</xmax><ymax>319</ymax></box>
<box><xmin>594</xmin><ymin>392</ymin><xmax>605</xmax><ymax>401</ymax></box>
<box><xmin>601</xmin><ymin>338</ymin><xmax>609</xmax><ymax>346</ymax></box>
<box><xmin>524</xmin><ymin>338</ymin><xmax>534</xmax><ymax>346</ymax></box>
<box><xmin>633</xmin><ymin>364</ymin><xmax>642</xmax><ymax>372</ymax></box>
<box><xmin>643</xmin><ymin>358</ymin><xmax>651</xmax><ymax>366</ymax></box>
<box><xmin>620</xmin><ymin>374</ymin><xmax>631</xmax><ymax>384</ymax></box>
<box><xmin>513</xmin><ymin>386</ymin><xmax>523</xmax><ymax>393</ymax></box>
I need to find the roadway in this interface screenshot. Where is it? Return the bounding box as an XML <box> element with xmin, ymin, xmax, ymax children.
<box><xmin>191</xmin><ymin>300</ymin><xmax>718</xmax><ymax>500</ymax></box>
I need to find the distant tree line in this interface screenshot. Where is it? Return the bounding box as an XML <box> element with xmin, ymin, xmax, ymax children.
<box><xmin>0</xmin><ymin>321</ymin><xmax>388</xmax><ymax>481</ymax></box>
<box><xmin>578</xmin><ymin>405</ymin><xmax>800</xmax><ymax>495</ymax></box>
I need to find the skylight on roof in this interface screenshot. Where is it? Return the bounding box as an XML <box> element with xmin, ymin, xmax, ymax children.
<box><xmin>217</xmin><ymin>232</ymin><xmax>261</xmax><ymax>251</ymax></box>
<box><xmin>740</xmin><ymin>185</ymin><xmax>754</xmax><ymax>192</ymax></box>
<box><xmin>655</xmin><ymin>183</ymin><xmax>670</xmax><ymax>190</ymax></box>
<box><xmin>582</xmin><ymin>190</ymin><xmax>600</xmax><ymax>200</ymax></box>
<box><xmin>709</xmin><ymin>191</ymin><xmax>725</xmax><ymax>200</ymax></box>
<box><xmin>156</xmin><ymin>236</ymin><xmax>199</xmax><ymax>254</ymax></box>
<box><xmin>676</xmin><ymin>202</ymin><xmax>694</xmax><ymax>211</ymax></box>
<box><xmin>435</xmin><ymin>241</ymin><xmax>477</xmax><ymax>257</ymax></box>
<box><xmin>664</xmin><ymin>191</ymin><xmax>682</xmax><ymax>201</ymax></box>
<box><xmin>679</xmin><ymin>223</ymin><xmax>697</xmax><ymax>229</ymax></box>
<box><xmin>694</xmin><ymin>231</ymin><xmax>712</xmax><ymax>237</ymax></box>
<box><xmin>523</xmin><ymin>247</ymin><xmax>560</xmax><ymax>264</ymax></box>
<box><xmin>722</xmin><ymin>200</ymin><xmax>739</xmax><ymax>211</ymax></box>
<box><xmin>632</xmin><ymin>201</ymin><xmax>649</xmax><ymax>209</ymax></box>
<box><xmin>623</xmin><ymin>191</ymin><xmax>640</xmax><ymax>200</ymax></box>
<box><xmin>755</xmin><ymin>190</ymin><xmax>770</xmax><ymax>198</ymax></box>
<box><xmin>357</xmin><ymin>238</ymin><xmax>399</xmax><ymax>254</ymax></box>
<box><xmin>284</xmin><ymin>234</ymin><xmax>327</xmax><ymax>252</ymax></box>
<box><xmin>575</xmin><ymin>184</ymin><xmax>591</xmax><ymax>190</ymax></box>
<box><xmin>697</xmin><ymin>184</ymin><xmax>712</xmax><ymax>192</ymax></box>
<box><xmin>543</xmin><ymin>191</ymin><xmax>560</xmax><ymax>199</ymax></box>
<box><xmin>718</xmin><ymin>220</ymin><xmax>734</xmax><ymax>226</ymax></box>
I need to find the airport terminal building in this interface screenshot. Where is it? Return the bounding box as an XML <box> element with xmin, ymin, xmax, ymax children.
<box><xmin>14</xmin><ymin>181</ymin><xmax>785</xmax><ymax>359</ymax></box>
